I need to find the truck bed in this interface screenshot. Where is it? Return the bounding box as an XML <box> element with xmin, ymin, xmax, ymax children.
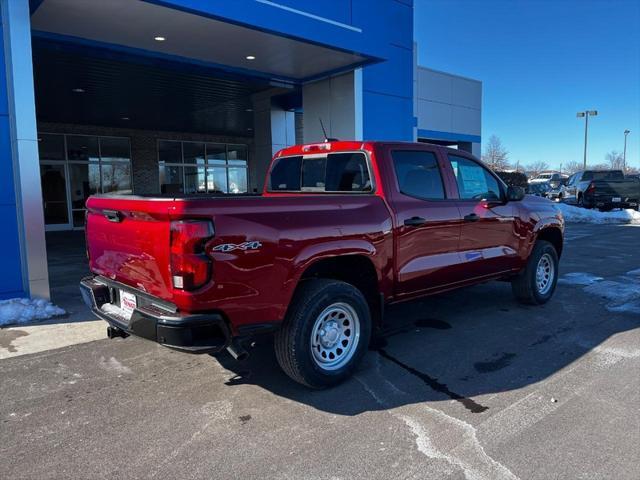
<box><xmin>85</xmin><ymin>193</ymin><xmax>392</xmax><ymax>327</ymax></box>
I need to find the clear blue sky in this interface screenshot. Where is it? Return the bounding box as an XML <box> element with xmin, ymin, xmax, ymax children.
<box><xmin>414</xmin><ymin>0</ymin><xmax>640</xmax><ymax>171</ymax></box>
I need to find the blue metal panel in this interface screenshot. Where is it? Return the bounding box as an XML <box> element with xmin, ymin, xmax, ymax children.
<box><xmin>0</xmin><ymin>116</ymin><xmax>16</xmax><ymax>205</ymax></box>
<box><xmin>363</xmin><ymin>92</ymin><xmax>413</xmax><ymax>141</ymax></box>
<box><xmin>0</xmin><ymin>27</ymin><xmax>6</xmax><ymax>116</ymax></box>
<box><xmin>0</xmin><ymin>20</ymin><xmax>26</xmax><ymax>298</ymax></box>
<box><xmin>418</xmin><ymin>129</ymin><xmax>482</xmax><ymax>144</ymax></box>
<box><xmin>354</xmin><ymin>0</ymin><xmax>414</xmax><ymax>141</ymax></box>
<box><xmin>257</xmin><ymin>0</ymin><xmax>352</xmax><ymax>25</ymax></box>
<box><xmin>0</xmin><ymin>205</ymin><xmax>24</xmax><ymax>299</ymax></box>
<box><xmin>362</xmin><ymin>45</ymin><xmax>413</xmax><ymax>99</ymax></box>
<box><xmin>352</xmin><ymin>0</ymin><xmax>413</xmax><ymax>50</ymax></box>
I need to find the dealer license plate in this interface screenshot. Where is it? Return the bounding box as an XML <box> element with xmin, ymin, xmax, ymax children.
<box><xmin>612</xmin><ymin>197</ymin><xmax>621</xmax><ymax>203</ymax></box>
<box><xmin>119</xmin><ymin>290</ymin><xmax>137</xmax><ymax>320</ymax></box>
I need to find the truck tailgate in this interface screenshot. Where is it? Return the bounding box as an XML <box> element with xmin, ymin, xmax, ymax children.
<box><xmin>86</xmin><ymin>196</ymin><xmax>175</xmax><ymax>301</ymax></box>
<box><xmin>592</xmin><ymin>180</ymin><xmax>640</xmax><ymax>198</ymax></box>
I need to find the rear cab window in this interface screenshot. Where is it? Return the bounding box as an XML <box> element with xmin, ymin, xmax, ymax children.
<box><xmin>586</xmin><ymin>170</ymin><xmax>624</xmax><ymax>181</ymax></box>
<box><xmin>268</xmin><ymin>152</ymin><xmax>372</xmax><ymax>193</ymax></box>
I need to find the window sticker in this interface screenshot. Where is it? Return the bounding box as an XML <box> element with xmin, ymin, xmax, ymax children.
<box><xmin>458</xmin><ymin>163</ymin><xmax>488</xmax><ymax>198</ymax></box>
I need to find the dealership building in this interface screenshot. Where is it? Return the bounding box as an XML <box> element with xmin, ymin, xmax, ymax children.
<box><xmin>0</xmin><ymin>0</ymin><xmax>481</xmax><ymax>300</ymax></box>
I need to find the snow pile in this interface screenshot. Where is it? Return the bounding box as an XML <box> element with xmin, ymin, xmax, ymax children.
<box><xmin>0</xmin><ymin>298</ymin><xmax>66</xmax><ymax>327</ymax></box>
<box><xmin>559</xmin><ymin>269</ymin><xmax>640</xmax><ymax>315</ymax></box>
<box><xmin>558</xmin><ymin>272</ymin><xmax>603</xmax><ymax>286</ymax></box>
<box><xmin>555</xmin><ymin>203</ymin><xmax>640</xmax><ymax>224</ymax></box>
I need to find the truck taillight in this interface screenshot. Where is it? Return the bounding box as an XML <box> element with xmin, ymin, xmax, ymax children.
<box><xmin>586</xmin><ymin>182</ymin><xmax>596</xmax><ymax>195</ymax></box>
<box><xmin>170</xmin><ymin>220</ymin><xmax>214</xmax><ymax>291</ymax></box>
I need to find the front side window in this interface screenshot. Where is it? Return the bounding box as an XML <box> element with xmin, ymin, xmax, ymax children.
<box><xmin>268</xmin><ymin>152</ymin><xmax>371</xmax><ymax>193</ymax></box>
<box><xmin>448</xmin><ymin>155</ymin><xmax>502</xmax><ymax>201</ymax></box>
<box><xmin>392</xmin><ymin>150</ymin><xmax>445</xmax><ymax>200</ymax></box>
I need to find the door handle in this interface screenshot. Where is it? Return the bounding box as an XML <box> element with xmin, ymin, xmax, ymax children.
<box><xmin>103</xmin><ymin>209</ymin><xmax>122</xmax><ymax>223</ymax></box>
<box><xmin>464</xmin><ymin>213</ymin><xmax>480</xmax><ymax>222</ymax></box>
<box><xmin>404</xmin><ymin>216</ymin><xmax>427</xmax><ymax>227</ymax></box>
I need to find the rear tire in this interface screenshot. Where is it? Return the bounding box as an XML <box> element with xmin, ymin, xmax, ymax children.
<box><xmin>511</xmin><ymin>240</ymin><xmax>559</xmax><ymax>305</ymax></box>
<box><xmin>274</xmin><ymin>279</ymin><xmax>371</xmax><ymax>389</ymax></box>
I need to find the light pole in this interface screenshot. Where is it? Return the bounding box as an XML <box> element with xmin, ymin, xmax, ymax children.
<box><xmin>577</xmin><ymin>110</ymin><xmax>598</xmax><ymax>168</ymax></box>
<box><xmin>623</xmin><ymin>129</ymin><xmax>630</xmax><ymax>172</ymax></box>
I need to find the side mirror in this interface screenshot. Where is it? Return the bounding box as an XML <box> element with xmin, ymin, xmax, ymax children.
<box><xmin>506</xmin><ymin>185</ymin><xmax>525</xmax><ymax>202</ymax></box>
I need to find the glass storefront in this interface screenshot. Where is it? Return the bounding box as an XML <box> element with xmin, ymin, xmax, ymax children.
<box><xmin>158</xmin><ymin>140</ymin><xmax>248</xmax><ymax>194</ymax></box>
<box><xmin>38</xmin><ymin>133</ymin><xmax>132</xmax><ymax>230</ymax></box>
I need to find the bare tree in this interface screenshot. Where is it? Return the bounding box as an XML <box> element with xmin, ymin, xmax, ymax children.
<box><xmin>590</xmin><ymin>163</ymin><xmax>610</xmax><ymax>170</ymax></box>
<box><xmin>525</xmin><ymin>161</ymin><xmax>550</xmax><ymax>178</ymax></box>
<box><xmin>605</xmin><ymin>150</ymin><xmax>624</xmax><ymax>170</ymax></box>
<box><xmin>563</xmin><ymin>161</ymin><xmax>582</xmax><ymax>174</ymax></box>
<box><xmin>482</xmin><ymin>135</ymin><xmax>510</xmax><ymax>170</ymax></box>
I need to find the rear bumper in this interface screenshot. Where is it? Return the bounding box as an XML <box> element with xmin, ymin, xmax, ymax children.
<box><xmin>80</xmin><ymin>275</ymin><xmax>231</xmax><ymax>353</ymax></box>
<box><xmin>583</xmin><ymin>196</ymin><xmax>639</xmax><ymax>210</ymax></box>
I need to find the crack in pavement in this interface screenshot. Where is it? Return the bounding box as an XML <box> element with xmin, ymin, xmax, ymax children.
<box><xmin>378</xmin><ymin>349</ymin><xmax>489</xmax><ymax>413</ymax></box>
<box><xmin>355</xmin><ymin>356</ymin><xmax>519</xmax><ymax>480</ymax></box>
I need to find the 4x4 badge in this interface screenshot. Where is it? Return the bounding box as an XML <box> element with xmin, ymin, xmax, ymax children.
<box><xmin>212</xmin><ymin>241</ymin><xmax>262</xmax><ymax>253</ymax></box>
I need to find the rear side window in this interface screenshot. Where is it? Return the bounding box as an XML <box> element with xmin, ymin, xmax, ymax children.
<box><xmin>268</xmin><ymin>152</ymin><xmax>372</xmax><ymax>193</ymax></box>
<box><xmin>392</xmin><ymin>150</ymin><xmax>445</xmax><ymax>200</ymax></box>
<box><xmin>448</xmin><ymin>155</ymin><xmax>502</xmax><ymax>201</ymax></box>
<box><xmin>325</xmin><ymin>153</ymin><xmax>371</xmax><ymax>191</ymax></box>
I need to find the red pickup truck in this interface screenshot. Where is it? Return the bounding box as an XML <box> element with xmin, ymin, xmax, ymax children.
<box><xmin>80</xmin><ymin>141</ymin><xmax>564</xmax><ymax>388</ymax></box>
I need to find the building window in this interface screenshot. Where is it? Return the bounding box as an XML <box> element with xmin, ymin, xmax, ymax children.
<box><xmin>38</xmin><ymin>133</ymin><xmax>132</xmax><ymax>229</ymax></box>
<box><xmin>158</xmin><ymin>140</ymin><xmax>248</xmax><ymax>194</ymax></box>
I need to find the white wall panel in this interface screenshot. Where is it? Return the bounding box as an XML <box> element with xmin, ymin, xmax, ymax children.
<box><xmin>416</xmin><ymin>99</ymin><xmax>452</xmax><ymax>132</ymax></box>
<box><xmin>416</xmin><ymin>66</ymin><xmax>481</xmax><ymax>142</ymax></box>
<box><xmin>417</xmin><ymin>68</ymin><xmax>452</xmax><ymax>103</ymax></box>
<box><xmin>303</xmin><ymin>71</ymin><xmax>360</xmax><ymax>142</ymax></box>
<box><xmin>452</xmin><ymin>106</ymin><xmax>481</xmax><ymax>136</ymax></box>
<box><xmin>452</xmin><ymin>77</ymin><xmax>482</xmax><ymax>110</ymax></box>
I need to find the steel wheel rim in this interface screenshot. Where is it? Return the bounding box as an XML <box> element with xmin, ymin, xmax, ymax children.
<box><xmin>310</xmin><ymin>302</ymin><xmax>361</xmax><ymax>371</ymax></box>
<box><xmin>536</xmin><ymin>253</ymin><xmax>554</xmax><ymax>295</ymax></box>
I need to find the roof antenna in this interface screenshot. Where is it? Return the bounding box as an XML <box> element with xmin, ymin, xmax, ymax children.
<box><xmin>319</xmin><ymin>117</ymin><xmax>338</xmax><ymax>142</ymax></box>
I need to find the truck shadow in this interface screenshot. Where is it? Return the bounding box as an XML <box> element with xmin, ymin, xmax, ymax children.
<box><xmin>216</xmin><ymin>280</ymin><xmax>639</xmax><ymax>416</ymax></box>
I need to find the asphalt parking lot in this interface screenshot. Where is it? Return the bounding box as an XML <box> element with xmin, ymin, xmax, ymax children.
<box><xmin>1</xmin><ymin>223</ymin><xmax>639</xmax><ymax>480</ymax></box>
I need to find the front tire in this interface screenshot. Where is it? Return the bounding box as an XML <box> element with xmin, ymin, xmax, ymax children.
<box><xmin>511</xmin><ymin>240</ymin><xmax>559</xmax><ymax>305</ymax></box>
<box><xmin>274</xmin><ymin>279</ymin><xmax>371</xmax><ymax>388</ymax></box>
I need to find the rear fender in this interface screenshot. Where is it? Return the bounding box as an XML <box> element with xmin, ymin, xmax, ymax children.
<box><xmin>278</xmin><ymin>239</ymin><xmax>382</xmax><ymax>317</ymax></box>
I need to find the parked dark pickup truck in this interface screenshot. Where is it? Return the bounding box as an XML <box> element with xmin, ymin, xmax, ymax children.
<box><xmin>563</xmin><ymin>170</ymin><xmax>640</xmax><ymax>211</ymax></box>
<box><xmin>81</xmin><ymin>141</ymin><xmax>564</xmax><ymax>388</ymax></box>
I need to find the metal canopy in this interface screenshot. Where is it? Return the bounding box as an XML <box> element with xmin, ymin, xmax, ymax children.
<box><xmin>30</xmin><ymin>0</ymin><xmax>370</xmax><ymax>82</ymax></box>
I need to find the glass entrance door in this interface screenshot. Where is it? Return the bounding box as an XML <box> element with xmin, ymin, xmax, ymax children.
<box><xmin>40</xmin><ymin>163</ymin><xmax>72</xmax><ymax>231</ymax></box>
